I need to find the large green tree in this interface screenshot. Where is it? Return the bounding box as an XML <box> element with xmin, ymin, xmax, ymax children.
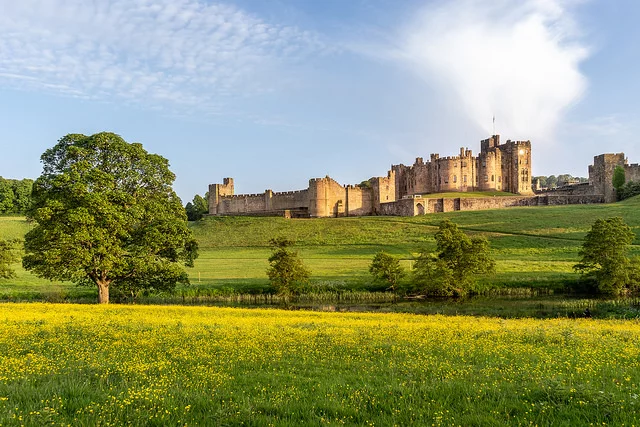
<box><xmin>23</xmin><ymin>132</ymin><xmax>198</xmax><ymax>303</ymax></box>
<box><xmin>412</xmin><ymin>219</ymin><xmax>495</xmax><ymax>296</ymax></box>
<box><xmin>266</xmin><ymin>237</ymin><xmax>310</xmax><ymax>301</ymax></box>
<box><xmin>574</xmin><ymin>217</ymin><xmax>639</xmax><ymax>295</ymax></box>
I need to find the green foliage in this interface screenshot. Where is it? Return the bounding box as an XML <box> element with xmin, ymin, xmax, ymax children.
<box><xmin>413</xmin><ymin>219</ymin><xmax>495</xmax><ymax>296</ymax></box>
<box><xmin>613</xmin><ymin>166</ymin><xmax>626</xmax><ymax>193</ymax></box>
<box><xmin>369</xmin><ymin>251</ymin><xmax>405</xmax><ymax>291</ymax></box>
<box><xmin>574</xmin><ymin>217</ymin><xmax>639</xmax><ymax>295</ymax></box>
<box><xmin>266</xmin><ymin>237</ymin><xmax>310</xmax><ymax>299</ymax></box>
<box><xmin>6</xmin><ymin>194</ymin><xmax>640</xmax><ymax>301</ymax></box>
<box><xmin>22</xmin><ymin>132</ymin><xmax>198</xmax><ymax>303</ymax></box>
<box><xmin>533</xmin><ymin>174</ymin><xmax>588</xmax><ymax>189</ymax></box>
<box><xmin>185</xmin><ymin>193</ymin><xmax>208</xmax><ymax>221</ymax></box>
<box><xmin>0</xmin><ymin>239</ymin><xmax>21</xmax><ymax>279</ymax></box>
<box><xmin>0</xmin><ymin>177</ymin><xmax>33</xmax><ymax>214</ymax></box>
<box><xmin>618</xmin><ymin>180</ymin><xmax>640</xmax><ymax>201</ymax></box>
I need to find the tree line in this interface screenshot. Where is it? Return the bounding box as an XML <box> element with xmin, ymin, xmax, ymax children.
<box><xmin>267</xmin><ymin>216</ymin><xmax>640</xmax><ymax>299</ymax></box>
<box><xmin>0</xmin><ymin>177</ymin><xmax>33</xmax><ymax>214</ymax></box>
<box><xmin>533</xmin><ymin>174</ymin><xmax>588</xmax><ymax>189</ymax></box>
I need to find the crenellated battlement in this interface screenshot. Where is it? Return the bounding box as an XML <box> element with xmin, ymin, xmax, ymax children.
<box><xmin>208</xmin><ymin>134</ymin><xmax>535</xmax><ymax>217</ymax></box>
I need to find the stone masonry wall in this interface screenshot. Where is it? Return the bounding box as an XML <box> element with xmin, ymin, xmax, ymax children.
<box><xmin>379</xmin><ymin>194</ymin><xmax>605</xmax><ymax>216</ymax></box>
<box><xmin>308</xmin><ymin>176</ymin><xmax>347</xmax><ymax>218</ymax></box>
<box><xmin>625</xmin><ymin>163</ymin><xmax>640</xmax><ymax>184</ymax></box>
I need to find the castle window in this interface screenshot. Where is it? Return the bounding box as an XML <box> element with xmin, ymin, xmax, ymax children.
<box><xmin>498</xmin><ymin>176</ymin><xmax>501</xmax><ymax>182</ymax></box>
<box><xmin>491</xmin><ymin>175</ymin><xmax>494</xmax><ymax>182</ymax></box>
<box><xmin>454</xmin><ymin>162</ymin><xmax>457</xmax><ymax>167</ymax></box>
<box><xmin>484</xmin><ymin>175</ymin><xmax>489</xmax><ymax>182</ymax></box>
<box><xmin>482</xmin><ymin>161</ymin><xmax>486</xmax><ymax>167</ymax></box>
<box><xmin>453</xmin><ymin>175</ymin><xmax>457</xmax><ymax>183</ymax></box>
<box><xmin>463</xmin><ymin>175</ymin><xmax>467</xmax><ymax>183</ymax></box>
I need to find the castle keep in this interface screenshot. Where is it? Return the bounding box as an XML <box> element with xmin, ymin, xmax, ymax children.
<box><xmin>209</xmin><ymin>135</ymin><xmax>534</xmax><ymax>218</ymax></box>
<box><xmin>392</xmin><ymin>135</ymin><xmax>533</xmax><ymax>198</ymax></box>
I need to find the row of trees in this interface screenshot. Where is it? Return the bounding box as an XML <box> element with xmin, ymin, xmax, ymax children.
<box><xmin>266</xmin><ymin>216</ymin><xmax>640</xmax><ymax>299</ymax></box>
<box><xmin>267</xmin><ymin>220</ymin><xmax>496</xmax><ymax>299</ymax></box>
<box><xmin>533</xmin><ymin>174</ymin><xmax>588</xmax><ymax>189</ymax></box>
<box><xmin>0</xmin><ymin>177</ymin><xmax>33</xmax><ymax>214</ymax></box>
<box><xmin>369</xmin><ymin>219</ymin><xmax>495</xmax><ymax>296</ymax></box>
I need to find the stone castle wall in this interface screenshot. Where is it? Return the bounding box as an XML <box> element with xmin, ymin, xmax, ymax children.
<box><xmin>379</xmin><ymin>194</ymin><xmax>605</xmax><ymax>216</ymax></box>
<box><xmin>207</xmin><ymin>136</ymin><xmax>635</xmax><ymax>218</ymax></box>
<box><xmin>625</xmin><ymin>163</ymin><xmax>640</xmax><ymax>184</ymax></box>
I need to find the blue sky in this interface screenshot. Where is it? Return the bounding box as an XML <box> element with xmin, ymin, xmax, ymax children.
<box><xmin>0</xmin><ymin>0</ymin><xmax>638</xmax><ymax>202</ymax></box>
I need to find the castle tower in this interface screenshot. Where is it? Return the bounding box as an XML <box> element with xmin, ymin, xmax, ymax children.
<box><xmin>208</xmin><ymin>177</ymin><xmax>234</xmax><ymax>215</ymax></box>
<box><xmin>500</xmin><ymin>140</ymin><xmax>533</xmax><ymax>195</ymax></box>
<box><xmin>589</xmin><ymin>153</ymin><xmax>625</xmax><ymax>203</ymax></box>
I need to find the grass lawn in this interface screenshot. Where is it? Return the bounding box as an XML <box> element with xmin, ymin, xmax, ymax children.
<box><xmin>1</xmin><ymin>303</ymin><xmax>639</xmax><ymax>426</ymax></box>
<box><xmin>1</xmin><ymin>196</ymin><xmax>639</xmax><ymax>301</ymax></box>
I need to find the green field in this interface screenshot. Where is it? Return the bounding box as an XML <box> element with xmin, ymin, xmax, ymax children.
<box><xmin>1</xmin><ymin>197</ymin><xmax>640</xmax><ymax>302</ymax></box>
<box><xmin>1</xmin><ymin>303</ymin><xmax>639</xmax><ymax>426</ymax></box>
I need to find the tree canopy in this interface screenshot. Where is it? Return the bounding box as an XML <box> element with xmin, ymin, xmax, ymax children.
<box><xmin>22</xmin><ymin>132</ymin><xmax>198</xmax><ymax>303</ymax></box>
<box><xmin>185</xmin><ymin>193</ymin><xmax>208</xmax><ymax>221</ymax></box>
<box><xmin>0</xmin><ymin>239</ymin><xmax>20</xmax><ymax>280</ymax></box>
<box><xmin>0</xmin><ymin>177</ymin><xmax>33</xmax><ymax>214</ymax></box>
<box><xmin>412</xmin><ymin>219</ymin><xmax>495</xmax><ymax>296</ymax></box>
<box><xmin>369</xmin><ymin>251</ymin><xmax>405</xmax><ymax>292</ymax></box>
<box><xmin>613</xmin><ymin>166</ymin><xmax>626</xmax><ymax>196</ymax></box>
<box><xmin>266</xmin><ymin>237</ymin><xmax>310</xmax><ymax>301</ymax></box>
<box><xmin>574</xmin><ymin>217</ymin><xmax>639</xmax><ymax>295</ymax></box>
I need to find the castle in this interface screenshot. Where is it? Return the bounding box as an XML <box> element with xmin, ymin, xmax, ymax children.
<box><xmin>209</xmin><ymin>135</ymin><xmax>535</xmax><ymax>218</ymax></box>
<box><xmin>208</xmin><ymin>135</ymin><xmax>637</xmax><ymax>218</ymax></box>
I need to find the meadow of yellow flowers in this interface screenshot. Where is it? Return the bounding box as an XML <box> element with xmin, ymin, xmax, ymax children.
<box><xmin>0</xmin><ymin>303</ymin><xmax>639</xmax><ymax>426</ymax></box>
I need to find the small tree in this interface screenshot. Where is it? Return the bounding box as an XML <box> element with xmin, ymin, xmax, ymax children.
<box><xmin>266</xmin><ymin>237</ymin><xmax>310</xmax><ymax>302</ymax></box>
<box><xmin>574</xmin><ymin>217</ymin><xmax>639</xmax><ymax>295</ymax></box>
<box><xmin>613</xmin><ymin>166</ymin><xmax>626</xmax><ymax>197</ymax></box>
<box><xmin>369</xmin><ymin>251</ymin><xmax>405</xmax><ymax>292</ymax></box>
<box><xmin>0</xmin><ymin>239</ymin><xmax>20</xmax><ymax>279</ymax></box>
<box><xmin>186</xmin><ymin>194</ymin><xmax>209</xmax><ymax>221</ymax></box>
<box><xmin>412</xmin><ymin>219</ymin><xmax>495</xmax><ymax>296</ymax></box>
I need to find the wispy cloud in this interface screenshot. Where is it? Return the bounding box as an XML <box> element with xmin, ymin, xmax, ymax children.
<box><xmin>381</xmin><ymin>0</ymin><xmax>590</xmax><ymax>147</ymax></box>
<box><xmin>0</xmin><ymin>0</ymin><xmax>327</xmax><ymax>113</ymax></box>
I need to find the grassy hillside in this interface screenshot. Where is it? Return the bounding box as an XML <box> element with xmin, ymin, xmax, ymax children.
<box><xmin>186</xmin><ymin>196</ymin><xmax>640</xmax><ymax>293</ymax></box>
<box><xmin>1</xmin><ymin>196</ymin><xmax>639</xmax><ymax>300</ymax></box>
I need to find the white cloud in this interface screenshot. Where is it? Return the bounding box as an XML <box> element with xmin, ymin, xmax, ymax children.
<box><xmin>0</xmin><ymin>0</ymin><xmax>327</xmax><ymax>113</ymax></box>
<box><xmin>387</xmin><ymin>0</ymin><xmax>589</xmax><ymax>147</ymax></box>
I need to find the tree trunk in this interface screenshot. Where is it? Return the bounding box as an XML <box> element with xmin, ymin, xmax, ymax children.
<box><xmin>97</xmin><ymin>280</ymin><xmax>110</xmax><ymax>304</ymax></box>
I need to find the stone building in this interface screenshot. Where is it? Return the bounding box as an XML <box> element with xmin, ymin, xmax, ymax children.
<box><xmin>588</xmin><ymin>153</ymin><xmax>640</xmax><ymax>202</ymax></box>
<box><xmin>392</xmin><ymin>135</ymin><xmax>533</xmax><ymax>198</ymax></box>
<box><xmin>208</xmin><ymin>135</ymin><xmax>534</xmax><ymax>218</ymax></box>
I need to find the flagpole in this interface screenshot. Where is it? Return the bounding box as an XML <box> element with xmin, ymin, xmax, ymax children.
<box><xmin>493</xmin><ymin>115</ymin><xmax>495</xmax><ymax>136</ymax></box>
